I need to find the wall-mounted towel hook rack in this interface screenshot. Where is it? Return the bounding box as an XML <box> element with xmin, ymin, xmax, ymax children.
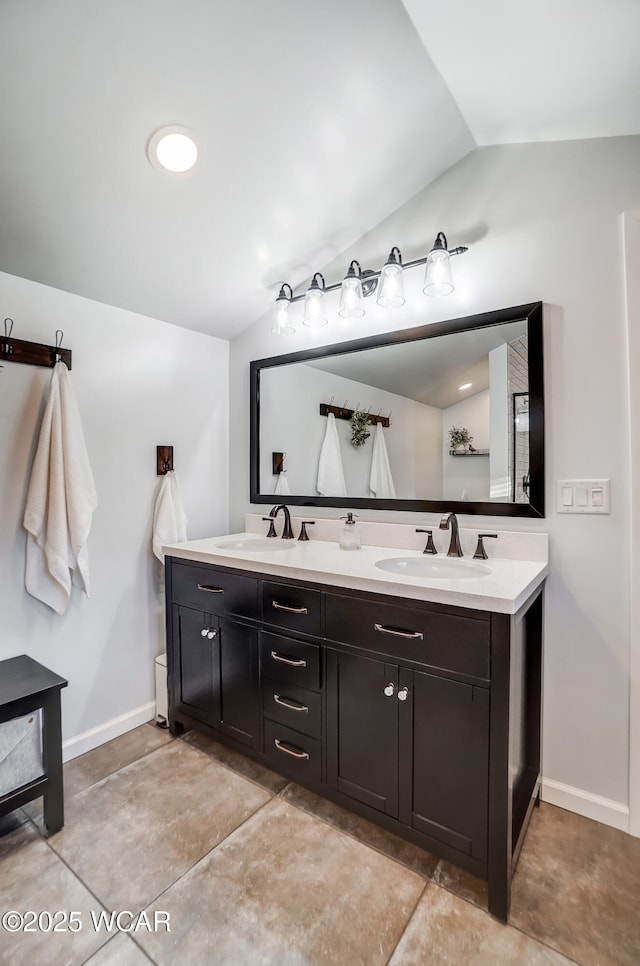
<box><xmin>0</xmin><ymin>318</ymin><xmax>72</xmax><ymax>369</ymax></box>
<box><xmin>272</xmin><ymin>451</ymin><xmax>285</xmax><ymax>475</ymax></box>
<box><xmin>320</xmin><ymin>402</ymin><xmax>391</xmax><ymax>428</ymax></box>
<box><xmin>157</xmin><ymin>445</ymin><xmax>174</xmax><ymax>475</ymax></box>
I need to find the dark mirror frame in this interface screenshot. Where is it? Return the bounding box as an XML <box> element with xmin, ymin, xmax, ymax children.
<box><xmin>250</xmin><ymin>301</ymin><xmax>544</xmax><ymax>518</ymax></box>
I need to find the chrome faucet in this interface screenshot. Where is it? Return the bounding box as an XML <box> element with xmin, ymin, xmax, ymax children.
<box><xmin>269</xmin><ymin>504</ymin><xmax>294</xmax><ymax>540</ymax></box>
<box><xmin>439</xmin><ymin>511</ymin><xmax>463</xmax><ymax>557</ymax></box>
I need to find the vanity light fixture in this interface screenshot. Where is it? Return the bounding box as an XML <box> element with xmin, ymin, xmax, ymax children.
<box><xmin>302</xmin><ymin>273</ymin><xmax>328</xmax><ymax>327</ymax></box>
<box><xmin>338</xmin><ymin>261</ymin><xmax>365</xmax><ymax>319</ymax></box>
<box><xmin>423</xmin><ymin>232</ymin><xmax>465</xmax><ymax>296</ymax></box>
<box><xmin>147</xmin><ymin>126</ymin><xmax>198</xmax><ymax>173</ymax></box>
<box><xmin>377</xmin><ymin>247</ymin><xmax>405</xmax><ymax>308</ymax></box>
<box><xmin>271</xmin><ymin>284</ymin><xmax>294</xmax><ymax>336</ymax></box>
<box><xmin>271</xmin><ymin>232</ymin><xmax>467</xmax><ymax>333</ymax></box>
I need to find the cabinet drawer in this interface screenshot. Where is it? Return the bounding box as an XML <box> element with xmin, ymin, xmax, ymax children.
<box><xmin>261</xmin><ymin>632</ymin><xmax>321</xmax><ymax>690</ymax></box>
<box><xmin>325</xmin><ymin>593</ymin><xmax>490</xmax><ymax>682</ymax></box>
<box><xmin>262</xmin><ymin>681</ymin><xmax>322</xmax><ymax>739</ymax></box>
<box><xmin>264</xmin><ymin>719</ymin><xmax>321</xmax><ymax>785</ymax></box>
<box><xmin>171</xmin><ymin>562</ymin><xmax>258</xmax><ymax>620</ymax></box>
<box><xmin>261</xmin><ymin>581</ymin><xmax>322</xmax><ymax>637</ymax></box>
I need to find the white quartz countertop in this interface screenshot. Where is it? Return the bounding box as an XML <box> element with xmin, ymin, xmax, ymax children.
<box><xmin>163</xmin><ymin>532</ymin><xmax>548</xmax><ymax>615</ymax></box>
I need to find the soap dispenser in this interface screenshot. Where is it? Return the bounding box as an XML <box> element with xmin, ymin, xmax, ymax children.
<box><xmin>339</xmin><ymin>513</ymin><xmax>361</xmax><ymax>550</ymax></box>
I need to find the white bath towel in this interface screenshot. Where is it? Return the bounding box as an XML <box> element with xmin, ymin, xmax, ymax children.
<box><xmin>317</xmin><ymin>412</ymin><xmax>347</xmax><ymax>497</ymax></box>
<box><xmin>24</xmin><ymin>361</ymin><xmax>97</xmax><ymax>614</ymax></box>
<box><xmin>369</xmin><ymin>423</ymin><xmax>396</xmax><ymax>499</ymax></box>
<box><xmin>153</xmin><ymin>471</ymin><xmax>188</xmax><ymax>563</ymax></box>
<box><xmin>274</xmin><ymin>471</ymin><xmax>290</xmax><ymax>495</ymax></box>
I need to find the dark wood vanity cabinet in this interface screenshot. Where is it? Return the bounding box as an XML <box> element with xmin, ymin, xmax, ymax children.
<box><xmin>165</xmin><ymin>556</ymin><xmax>543</xmax><ymax>923</ymax></box>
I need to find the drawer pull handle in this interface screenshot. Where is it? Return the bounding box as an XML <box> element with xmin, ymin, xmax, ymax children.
<box><xmin>274</xmin><ymin>694</ymin><xmax>309</xmax><ymax>713</ymax></box>
<box><xmin>272</xmin><ymin>600</ymin><xmax>308</xmax><ymax>615</ymax></box>
<box><xmin>270</xmin><ymin>651</ymin><xmax>307</xmax><ymax>668</ymax></box>
<box><xmin>197</xmin><ymin>584</ymin><xmax>225</xmax><ymax>594</ymax></box>
<box><xmin>274</xmin><ymin>738</ymin><xmax>310</xmax><ymax>760</ymax></box>
<box><xmin>374</xmin><ymin>623</ymin><xmax>424</xmax><ymax>640</ymax></box>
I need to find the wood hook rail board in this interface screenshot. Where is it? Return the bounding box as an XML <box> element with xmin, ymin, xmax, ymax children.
<box><xmin>319</xmin><ymin>403</ymin><xmax>390</xmax><ymax>428</ymax></box>
<box><xmin>0</xmin><ymin>337</ymin><xmax>72</xmax><ymax>370</ymax></box>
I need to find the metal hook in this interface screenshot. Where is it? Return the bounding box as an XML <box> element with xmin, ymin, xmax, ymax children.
<box><xmin>54</xmin><ymin>329</ymin><xmax>64</xmax><ymax>364</ymax></box>
<box><xmin>3</xmin><ymin>318</ymin><xmax>14</xmax><ymax>355</ymax></box>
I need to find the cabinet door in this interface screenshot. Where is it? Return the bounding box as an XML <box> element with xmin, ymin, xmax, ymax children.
<box><xmin>400</xmin><ymin>669</ymin><xmax>489</xmax><ymax>861</ymax></box>
<box><xmin>174</xmin><ymin>606</ymin><xmax>217</xmax><ymax>725</ymax></box>
<box><xmin>326</xmin><ymin>649</ymin><xmax>399</xmax><ymax>818</ymax></box>
<box><xmin>216</xmin><ymin>618</ymin><xmax>260</xmax><ymax>750</ymax></box>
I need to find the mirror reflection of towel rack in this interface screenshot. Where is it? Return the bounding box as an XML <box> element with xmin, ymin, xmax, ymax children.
<box><xmin>319</xmin><ymin>402</ymin><xmax>391</xmax><ymax>428</ymax></box>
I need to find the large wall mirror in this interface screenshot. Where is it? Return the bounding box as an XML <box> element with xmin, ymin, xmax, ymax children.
<box><xmin>250</xmin><ymin>302</ymin><xmax>544</xmax><ymax>517</ymax></box>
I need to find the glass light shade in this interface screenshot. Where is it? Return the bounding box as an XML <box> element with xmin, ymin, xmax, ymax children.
<box><xmin>271</xmin><ymin>295</ymin><xmax>294</xmax><ymax>335</ymax></box>
<box><xmin>376</xmin><ymin>261</ymin><xmax>405</xmax><ymax>308</ymax></box>
<box><xmin>423</xmin><ymin>248</ymin><xmax>454</xmax><ymax>296</ymax></box>
<box><xmin>338</xmin><ymin>275</ymin><xmax>365</xmax><ymax>319</ymax></box>
<box><xmin>302</xmin><ymin>286</ymin><xmax>328</xmax><ymax>327</ymax></box>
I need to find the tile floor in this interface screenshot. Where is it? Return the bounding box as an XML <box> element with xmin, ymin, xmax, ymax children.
<box><xmin>1</xmin><ymin>723</ymin><xmax>639</xmax><ymax>965</ymax></box>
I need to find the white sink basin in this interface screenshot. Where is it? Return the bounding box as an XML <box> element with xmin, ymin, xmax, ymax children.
<box><xmin>375</xmin><ymin>556</ymin><xmax>491</xmax><ymax>580</ymax></box>
<box><xmin>217</xmin><ymin>538</ymin><xmax>296</xmax><ymax>552</ymax></box>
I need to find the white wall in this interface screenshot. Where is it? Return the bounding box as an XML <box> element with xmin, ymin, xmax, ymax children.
<box><xmin>230</xmin><ymin>135</ymin><xmax>640</xmax><ymax>827</ymax></box>
<box><xmin>260</xmin><ymin>364</ymin><xmax>442</xmax><ymax>499</ymax></box>
<box><xmin>441</xmin><ymin>389</ymin><xmax>490</xmax><ymax>501</ymax></box>
<box><xmin>0</xmin><ymin>272</ymin><xmax>229</xmax><ymax>755</ymax></box>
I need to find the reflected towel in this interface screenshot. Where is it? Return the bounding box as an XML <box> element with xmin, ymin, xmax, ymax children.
<box><xmin>369</xmin><ymin>423</ymin><xmax>396</xmax><ymax>499</ymax></box>
<box><xmin>317</xmin><ymin>412</ymin><xmax>347</xmax><ymax>497</ymax></box>
<box><xmin>24</xmin><ymin>361</ymin><xmax>97</xmax><ymax>614</ymax></box>
<box><xmin>274</xmin><ymin>472</ymin><xmax>290</xmax><ymax>495</ymax></box>
<box><xmin>153</xmin><ymin>471</ymin><xmax>187</xmax><ymax>563</ymax></box>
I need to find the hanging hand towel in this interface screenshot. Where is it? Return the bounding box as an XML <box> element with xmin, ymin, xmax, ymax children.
<box><xmin>24</xmin><ymin>361</ymin><xmax>97</xmax><ymax>614</ymax></box>
<box><xmin>152</xmin><ymin>471</ymin><xmax>188</xmax><ymax>563</ymax></box>
<box><xmin>274</xmin><ymin>471</ymin><xmax>290</xmax><ymax>495</ymax></box>
<box><xmin>317</xmin><ymin>412</ymin><xmax>347</xmax><ymax>497</ymax></box>
<box><xmin>369</xmin><ymin>423</ymin><xmax>396</xmax><ymax>499</ymax></box>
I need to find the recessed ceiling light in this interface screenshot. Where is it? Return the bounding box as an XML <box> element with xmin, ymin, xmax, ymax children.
<box><xmin>147</xmin><ymin>126</ymin><xmax>198</xmax><ymax>173</ymax></box>
<box><xmin>458</xmin><ymin>382</ymin><xmax>472</xmax><ymax>391</ymax></box>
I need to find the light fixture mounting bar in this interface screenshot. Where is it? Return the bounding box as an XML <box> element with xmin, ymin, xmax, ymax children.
<box><xmin>286</xmin><ymin>246</ymin><xmax>467</xmax><ymax>303</ymax></box>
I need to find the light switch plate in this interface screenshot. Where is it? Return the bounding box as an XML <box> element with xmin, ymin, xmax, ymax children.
<box><xmin>556</xmin><ymin>480</ymin><xmax>610</xmax><ymax>514</ymax></box>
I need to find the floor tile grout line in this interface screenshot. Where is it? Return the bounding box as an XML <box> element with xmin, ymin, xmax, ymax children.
<box><xmin>276</xmin><ymin>789</ymin><xmax>436</xmax><ymax>884</ymax></box>
<box><xmin>423</xmin><ymin>875</ymin><xmax>584</xmax><ymax>966</ymax></box>
<box><xmin>383</xmin><ymin>879</ymin><xmax>430</xmax><ymax>966</ymax></box>
<box><xmin>176</xmin><ymin>733</ymin><xmax>286</xmax><ymax>797</ymax></box>
<box><xmin>78</xmin><ymin>933</ymin><xmax>158</xmax><ymax>966</ymax></box>
<box><xmin>133</xmin><ymin>795</ymin><xmax>279</xmax><ymax>915</ymax></box>
<box><xmin>61</xmin><ymin>729</ymin><xmax>176</xmax><ymax>802</ymax></box>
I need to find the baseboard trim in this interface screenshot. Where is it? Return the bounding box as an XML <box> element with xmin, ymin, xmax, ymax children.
<box><xmin>542</xmin><ymin>777</ymin><xmax>629</xmax><ymax>832</ymax></box>
<box><xmin>62</xmin><ymin>702</ymin><xmax>156</xmax><ymax>762</ymax></box>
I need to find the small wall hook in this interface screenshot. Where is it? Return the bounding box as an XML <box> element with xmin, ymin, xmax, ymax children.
<box><xmin>156</xmin><ymin>445</ymin><xmax>174</xmax><ymax>475</ymax></box>
<box><xmin>54</xmin><ymin>329</ymin><xmax>64</xmax><ymax>364</ymax></box>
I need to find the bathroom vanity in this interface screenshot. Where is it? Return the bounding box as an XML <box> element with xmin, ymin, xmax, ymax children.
<box><xmin>164</xmin><ymin>524</ymin><xmax>546</xmax><ymax>922</ymax></box>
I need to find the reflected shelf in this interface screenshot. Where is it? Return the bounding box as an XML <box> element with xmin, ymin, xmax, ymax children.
<box><xmin>448</xmin><ymin>449</ymin><xmax>490</xmax><ymax>457</ymax></box>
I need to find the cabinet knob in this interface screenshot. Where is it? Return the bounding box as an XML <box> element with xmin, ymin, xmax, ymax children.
<box><xmin>201</xmin><ymin>628</ymin><xmax>209</xmax><ymax>637</ymax></box>
<box><xmin>383</xmin><ymin>683</ymin><xmax>395</xmax><ymax>697</ymax></box>
<box><xmin>397</xmin><ymin>687</ymin><xmax>409</xmax><ymax>702</ymax></box>
<box><xmin>207</xmin><ymin>630</ymin><xmax>217</xmax><ymax>639</ymax></box>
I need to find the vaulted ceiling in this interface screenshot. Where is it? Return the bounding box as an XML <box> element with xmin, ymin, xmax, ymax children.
<box><xmin>1</xmin><ymin>0</ymin><xmax>638</xmax><ymax>340</ymax></box>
